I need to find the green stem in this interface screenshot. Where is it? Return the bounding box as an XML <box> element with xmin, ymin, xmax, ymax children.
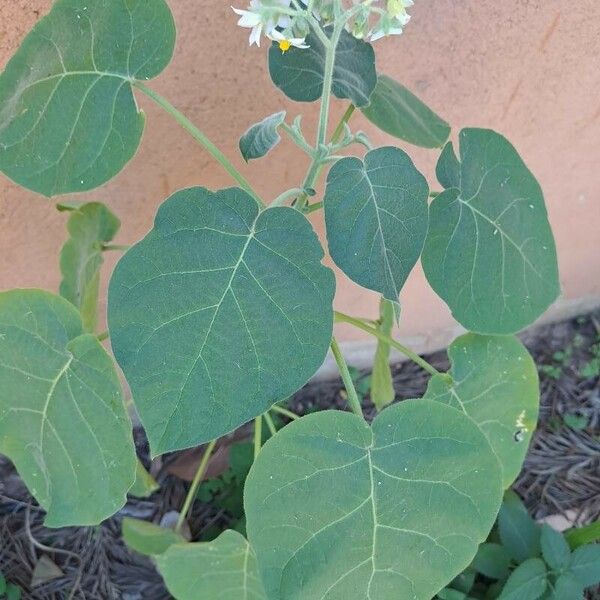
<box><xmin>263</xmin><ymin>412</ymin><xmax>277</xmax><ymax>437</ymax></box>
<box><xmin>102</xmin><ymin>244</ymin><xmax>130</xmax><ymax>252</ymax></box>
<box><xmin>253</xmin><ymin>416</ymin><xmax>263</xmax><ymax>460</ymax></box>
<box><xmin>271</xmin><ymin>188</ymin><xmax>304</xmax><ymax>207</ymax></box>
<box><xmin>303</xmin><ymin>201</ymin><xmax>323</xmax><ymax>214</ymax></box>
<box><xmin>270</xmin><ymin>405</ymin><xmax>300</xmax><ymax>421</ymax></box>
<box><xmin>334</xmin><ymin>311</ymin><xmax>440</xmax><ymax>377</ymax></box>
<box><xmin>331</xmin><ymin>104</ymin><xmax>356</xmax><ymax>144</ymax></box>
<box><xmin>97</xmin><ymin>330</ymin><xmax>109</xmax><ymax>342</ymax></box>
<box><xmin>175</xmin><ymin>438</ymin><xmax>217</xmax><ymax>533</ymax></box>
<box><xmin>330</xmin><ymin>337</ymin><xmax>364</xmax><ymax>419</ymax></box>
<box><xmin>134</xmin><ymin>82</ymin><xmax>261</xmax><ymax>205</ymax></box>
<box><xmin>295</xmin><ymin>102</ymin><xmax>355</xmax><ymax>211</ymax></box>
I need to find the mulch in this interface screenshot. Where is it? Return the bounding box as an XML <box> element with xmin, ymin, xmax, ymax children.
<box><xmin>1</xmin><ymin>312</ymin><xmax>599</xmax><ymax>599</ymax></box>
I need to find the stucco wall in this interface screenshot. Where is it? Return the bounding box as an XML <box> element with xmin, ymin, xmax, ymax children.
<box><xmin>1</xmin><ymin>0</ymin><xmax>599</xmax><ymax>364</ymax></box>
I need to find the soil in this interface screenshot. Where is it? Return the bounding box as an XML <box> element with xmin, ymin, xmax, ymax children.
<box><xmin>1</xmin><ymin>311</ymin><xmax>599</xmax><ymax>599</ymax></box>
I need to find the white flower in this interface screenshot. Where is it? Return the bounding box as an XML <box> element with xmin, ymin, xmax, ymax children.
<box><xmin>369</xmin><ymin>1</ymin><xmax>414</xmax><ymax>43</ymax></box>
<box><xmin>232</xmin><ymin>0</ymin><xmax>294</xmax><ymax>47</ymax></box>
<box><xmin>268</xmin><ymin>29</ymin><xmax>309</xmax><ymax>52</ymax></box>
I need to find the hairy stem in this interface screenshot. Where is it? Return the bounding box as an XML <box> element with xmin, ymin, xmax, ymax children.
<box><xmin>134</xmin><ymin>82</ymin><xmax>261</xmax><ymax>205</ymax></box>
<box><xmin>175</xmin><ymin>438</ymin><xmax>217</xmax><ymax>533</ymax></box>
<box><xmin>263</xmin><ymin>412</ymin><xmax>277</xmax><ymax>437</ymax></box>
<box><xmin>253</xmin><ymin>416</ymin><xmax>263</xmax><ymax>460</ymax></box>
<box><xmin>270</xmin><ymin>405</ymin><xmax>300</xmax><ymax>420</ymax></box>
<box><xmin>330</xmin><ymin>337</ymin><xmax>364</xmax><ymax>419</ymax></box>
<box><xmin>334</xmin><ymin>311</ymin><xmax>440</xmax><ymax>377</ymax></box>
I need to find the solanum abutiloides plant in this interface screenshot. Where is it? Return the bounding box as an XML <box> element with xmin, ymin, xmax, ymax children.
<box><xmin>0</xmin><ymin>0</ymin><xmax>562</xmax><ymax>598</ymax></box>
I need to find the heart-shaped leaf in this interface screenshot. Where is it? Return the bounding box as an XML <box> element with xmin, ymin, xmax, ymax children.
<box><xmin>0</xmin><ymin>0</ymin><xmax>175</xmax><ymax>196</ymax></box>
<box><xmin>245</xmin><ymin>400</ymin><xmax>503</xmax><ymax>600</ymax></box>
<box><xmin>422</xmin><ymin>128</ymin><xmax>560</xmax><ymax>334</ymax></box>
<box><xmin>0</xmin><ymin>289</ymin><xmax>136</xmax><ymax>527</ymax></box>
<box><xmin>269</xmin><ymin>28</ymin><xmax>376</xmax><ymax>107</ymax></box>
<box><xmin>324</xmin><ymin>146</ymin><xmax>429</xmax><ymax>302</ymax></box>
<box><xmin>59</xmin><ymin>202</ymin><xmax>120</xmax><ymax>332</ymax></box>
<box><xmin>240</xmin><ymin>111</ymin><xmax>286</xmax><ymax>162</ymax></box>
<box><xmin>424</xmin><ymin>333</ymin><xmax>539</xmax><ymax>487</ymax></box>
<box><xmin>361</xmin><ymin>75</ymin><xmax>450</xmax><ymax>148</ymax></box>
<box><xmin>156</xmin><ymin>530</ymin><xmax>267</xmax><ymax>600</ymax></box>
<box><xmin>108</xmin><ymin>187</ymin><xmax>335</xmax><ymax>455</ymax></box>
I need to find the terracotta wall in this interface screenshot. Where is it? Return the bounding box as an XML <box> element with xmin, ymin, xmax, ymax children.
<box><xmin>1</xmin><ymin>0</ymin><xmax>599</xmax><ymax>366</ymax></box>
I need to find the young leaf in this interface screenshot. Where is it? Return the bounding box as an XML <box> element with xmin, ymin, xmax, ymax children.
<box><xmin>59</xmin><ymin>202</ymin><xmax>120</xmax><ymax>332</ymax></box>
<box><xmin>498</xmin><ymin>558</ymin><xmax>547</xmax><ymax>600</ymax></box>
<box><xmin>122</xmin><ymin>518</ymin><xmax>185</xmax><ymax>557</ymax></box>
<box><xmin>108</xmin><ymin>187</ymin><xmax>335</xmax><ymax>455</ymax></box>
<box><xmin>0</xmin><ymin>0</ymin><xmax>176</xmax><ymax>196</ymax></box>
<box><xmin>128</xmin><ymin>460</ymin><xmax>159</xmax><ymax>498</ymax></box>
<box><xmin>371</xmin><ymin>298</ymin><xmax>395</xmax><ymax>411</ymax></box>
<box><xmin>422</xmin><ymin>128</ymin><xmax>560</xmax><ymax>334</ymax></box>
<box><xmin>436</xmin><ymin>142</ymin><xmax>461</xmax><ymax>189</ymax></box>
<box><xmin>547</xmin><ymin>573</ymin><xmax>584</xmax><ymax>600</ymax></box>
<box><xmin>324</xmin><ymin>146</ymin><xmax>429</xmax><ymax>302</ymax></box>
<box><xmin>239</xmin><ymin>111</ymin><xmax>286</xmax><ymax>162</ymax></box>
<box><xmin>156</xmin><ymin>530</ymin><xmax>267</xmax><ymax>600</ymax></box>
<box><xmin>564</xmin><ymin>521</ymin><xmax>600</xmax><ymax>549</ymax></box>
<box><xmin>424</xmin><ymin>334</ymin><xmax>539</xmax><ymax>487</ymax></box>
<box><xmin>0</xmin><ymin>289</ymin><xmax>136</xmax><ymax>527</ymax></box>
<box><xmin>568</xmin><ymin>544</ymin><xmax>600</xmax><ymax>587</ymax></box>
<box><xmin>268</xmin><ymin>28</ymin><xmax>376</xmax><ymax>107</ymax></box>
<box><xmin>245</xmin><ymin>400</ymin><xmax>503</xmax><ymax>600</ymax></box>
<box><xmin>361</xmin><ymin>75</ymin><xmax>450</xmax><ymax>148</ymax></box>
<box><xmin>540</xmin><ymin>525</ymin><xmax>571</xmax><ymax>571</ymax></box>
<box><xmin>472</xmin><ymin>543</ymin><xmax>511</xmax><ymax>580</ymax></box>
<box><xmin>498</xmin><ymin>491</ymin><xmax>541</xmax><ymax>562</ymax></box>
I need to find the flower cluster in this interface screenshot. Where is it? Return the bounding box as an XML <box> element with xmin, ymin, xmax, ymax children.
<box><xmin>232</xmin><ymin>0</ymin><xmax>415</xmax><ymax>50</ymax></box>
<box><xmin>232</xmin><ymin>0</ymin><xmax>308</xmax><ymax>50</ymax></box>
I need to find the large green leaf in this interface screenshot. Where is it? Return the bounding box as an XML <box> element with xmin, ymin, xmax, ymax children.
<box><xmin>0</xmin><ymin>0</ymin><xmax>175</xmax><ymax>196</ymax></box>
<box><xmin>422</xmin><ymin>128</ymin><xmax>560</xmax><ymax>334</ymax></box>
<box><xmin>324</xmin><ymin>146</ymin><xmax>429</xmax><ymax>302</ymax></box>
<box><xmin>498</xmin><ymin>491</ymin><xmax>541</xmax><ymax>563</ymax></box>
<box><xmin>424</xmin><ymin>333</ymin><xmax>539</xmax><ymax>487</ymax></box>
<box><xmin>156</xmin><ymin>530</ymin><xmax>267</xmax><ymax>600</ymax></box>
<box><xmin>361</xmin><ymin>75</ymin><xmax>450</xmax><ymax>148</ymax></box>
<box><xmin>108</xmin><ymin>187</ymin><xmax>335</xmax><ymax>455</ymax></box>
<box><xmin>239</xmin><ymin>111</ymin><xmax>286</xmax><ymax>162</ymax></box>
<box><xmin>245</xmin><ymin>400</ymin><xmax>503</xmax><ymax>600</ymax></box>
<box><xmin>59</xmin><ymin>202</ymin><xmax>120</xmax><ymax>332</ymax></box>
<box><xmin>498</xmin><ymin>558</ymin><xmax>547</xmax><ymax>600</ymax></box>
<box><xmin>268</xmin><ymin>28</ymin><xmax>376</xmax><ymax>107</ymax></box>
<box><xmin>0</xmin><ymin>289</ymin><xmax>136</xmax><ymax>527</ymax></box>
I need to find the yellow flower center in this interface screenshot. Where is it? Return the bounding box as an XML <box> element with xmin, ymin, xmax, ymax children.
<box><xmin>279</xmin><ymin>39</ymin><xmax>291</xmax><ymax>52</ymax></box>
